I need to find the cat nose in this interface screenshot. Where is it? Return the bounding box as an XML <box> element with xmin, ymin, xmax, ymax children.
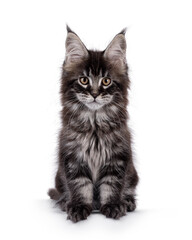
<box><xmin>92</xmin><ymin>92</ymin><xmax>99</xmax><ymax>99</ymax></box>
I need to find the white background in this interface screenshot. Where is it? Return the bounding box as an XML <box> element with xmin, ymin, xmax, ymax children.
<box><xmin>0</xmin><ymin>0</ymin><xmax>192</xmax><ymax>239</ymax></box>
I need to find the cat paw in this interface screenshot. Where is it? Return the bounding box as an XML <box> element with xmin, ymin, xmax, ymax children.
<box><xmin>125</xmin><ymin>196</ymin><xmax>136</xmax><ymax>212</ymax></box>
<box><xmin>57</xmin><ymin>199</ymin><xmax>67</xmax><ymax>211</ymax></box>
<box><xmin>66</xmin><ymin>202</ymin><xmax>92</xmax><ymax>223</ymax></box>
<box><xmin>100</xmin><ymin>202</ymin><xmax>127</xmax><ymax>219</ymax></box>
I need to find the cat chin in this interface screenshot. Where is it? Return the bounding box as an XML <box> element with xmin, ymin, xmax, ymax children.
<box><xmin>85</xmin><ymin>102</ymin><xmax>103</xmax><ymax>110</ymax></box>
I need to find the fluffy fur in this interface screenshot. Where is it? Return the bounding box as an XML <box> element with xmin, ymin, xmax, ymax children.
<box><xmin>48</xmin><ymin>26</ymin><xmax>139</xmax><ymax>222</ymax></box>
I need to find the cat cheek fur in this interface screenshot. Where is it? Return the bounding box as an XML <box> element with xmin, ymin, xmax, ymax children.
<box><xmin>48</xmin><ymin>26</ymin><xmax>139</xmax><ymax>222</ymax></box>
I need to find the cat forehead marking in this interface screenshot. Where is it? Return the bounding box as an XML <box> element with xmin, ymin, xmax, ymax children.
<box><xmin>83</xmin><ymin>69</ymin><xmax>109</xmax><ymax>87</ymax></box>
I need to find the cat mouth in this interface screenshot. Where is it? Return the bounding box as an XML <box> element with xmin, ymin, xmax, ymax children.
<box><xmin>85</xmin><ymin>101</ymin><xmax>103</xmax><ymax>110</ymax></box>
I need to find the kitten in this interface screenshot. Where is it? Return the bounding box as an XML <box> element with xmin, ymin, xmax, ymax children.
<box><xmin>48</xmin><ymin>26</ymin><xmax>139</xmax><ymax>222</ymax></box>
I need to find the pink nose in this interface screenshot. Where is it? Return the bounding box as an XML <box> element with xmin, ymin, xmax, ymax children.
<box><xmin>92</xmin><ymin>92</ymin><xmax>99</xmax><ymax>98</ymax></box>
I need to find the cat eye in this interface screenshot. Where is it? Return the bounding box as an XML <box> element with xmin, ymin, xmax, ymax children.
<box><xmin>79</xmin><ymin>77</ymin><xmax>89</xmax><ymax>85</ymax></box>
<box><xmin>102</xmin><ymin>78</ymin><xmax>111</xmax><ymax>86</ymax></box>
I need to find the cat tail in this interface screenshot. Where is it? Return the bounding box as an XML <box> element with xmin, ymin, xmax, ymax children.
<box><xmin>48</xmin><ymin>188</ymin><xmax>62</xmax><ymax>201</ymax></box>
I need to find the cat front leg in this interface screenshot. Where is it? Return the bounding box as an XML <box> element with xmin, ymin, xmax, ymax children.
<box><xmin>99</xmin><ymin>160</ymin><xmax>127</xmax><ymax>219</ymax></box>
<box><xmin>122</xmin><ymin>164</ymin><xmax>139</xmax><ymax>212</ymax></box>
<box><xmin>65</xmin><ymin>162</ymin><xmax>93</xmax><ymax>222</ymax></box>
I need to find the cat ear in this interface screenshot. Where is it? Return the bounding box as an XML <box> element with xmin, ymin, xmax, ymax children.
<box><xmin>65</xmin><ymin>26</ymin><xmax>88</xmax><ymax>65</ymax></box>
<box><xmin>104</xmin><ymin>29</ymin><xmax>127</xmax><ymax>68</ymax></box>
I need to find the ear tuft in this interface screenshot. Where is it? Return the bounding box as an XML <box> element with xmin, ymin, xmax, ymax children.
<box><xmin>66</xmin><ymin>24</ymin><xmax>72</xmax><ymax>33</ymax></box>
<box><xmin>118</xmin><ymin>28</ymin><xmax>127</xmax><ymax>35</ymax></box>
<box><xmin>66</xmin><ymin>25</ymin><xmax>76</xmax><ymax>34</ymax></box>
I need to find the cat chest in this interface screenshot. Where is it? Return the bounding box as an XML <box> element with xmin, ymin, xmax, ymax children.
<box><xmin>79</xmin><ymin>131</ymin><xmax>112</xmax><ymax>180</ymax></box>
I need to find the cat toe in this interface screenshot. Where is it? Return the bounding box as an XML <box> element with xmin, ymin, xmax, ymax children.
<box><xmin>66</xmin><ymin>203</ymin><xmax>92</xmax><ymax>223</ymax></box>
<box><xmin>100</xmin><ymin>202</ymin><xmax>127</xmax><ymax>219</ymax></box>
<box><xmin>125</xmin><ymin>196</ymin><xmax>136</xmax><ymax>212</ymax></box>
<box><xmin>126</xmin><ymin>201</ymin><xmax>136</xmax><ymax>212</ymax></box>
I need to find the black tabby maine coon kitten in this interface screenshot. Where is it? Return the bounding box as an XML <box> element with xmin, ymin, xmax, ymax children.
<box><xmin>48</xmin><ymin>26</ymin><xmax>138</xmax><ymax>222</ymax></box>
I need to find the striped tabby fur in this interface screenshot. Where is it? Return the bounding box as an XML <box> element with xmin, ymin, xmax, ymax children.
<box><xmin>48</xmin><ymin>26</ymin><xmax>139</xmax><ymax>222</ymax></box>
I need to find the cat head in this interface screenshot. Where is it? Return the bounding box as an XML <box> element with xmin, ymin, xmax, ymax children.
<box><xmin>61</xmin><ymin>26</ymin><xmax>129</xmax><ymax>111</ymax></box>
